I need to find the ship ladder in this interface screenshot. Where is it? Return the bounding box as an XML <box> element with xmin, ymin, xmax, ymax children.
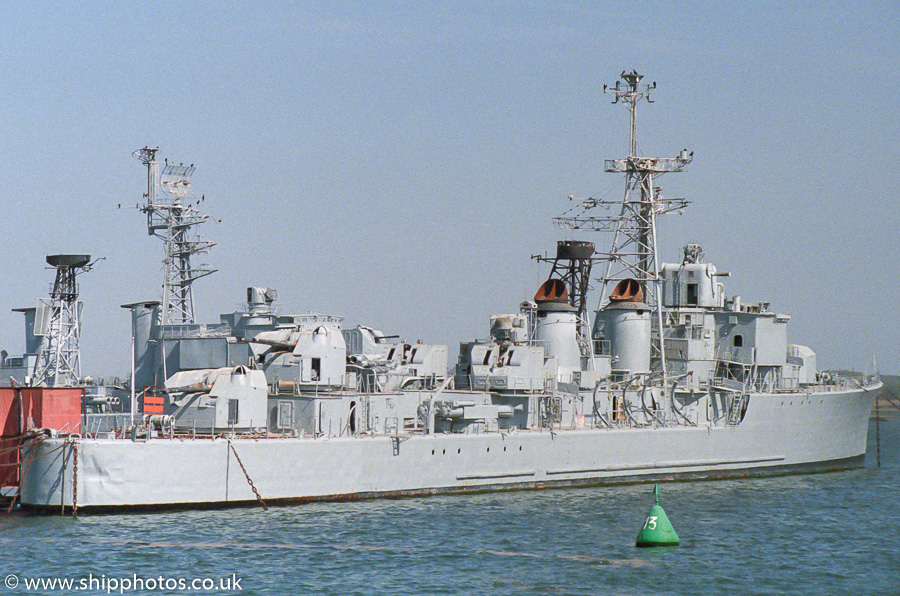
<box><xmin>726</xmin><ymin>391</ymin><xmax>748</xmax><ymax>426</ymax></box>
<box><xmin>359</xmin><ymin>396</ymin><xmax>370</xmax><ymax>434</ymax></box>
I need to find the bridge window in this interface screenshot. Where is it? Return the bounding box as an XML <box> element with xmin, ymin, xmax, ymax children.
<box><xmin>734</xmin><ymin>334</ymin><xmax>743</xmax><ymax>347</ymax></box>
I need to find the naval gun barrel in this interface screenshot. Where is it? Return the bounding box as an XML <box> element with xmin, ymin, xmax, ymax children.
<box><xmin>239</xmin><ymin>337</ymin><xmax>297</xmax><ymax>351</ymax></box>
<box><xmin>165</xmin><ymin>383</ymin><xmax>213</xmax><ymax>395</ymax></box>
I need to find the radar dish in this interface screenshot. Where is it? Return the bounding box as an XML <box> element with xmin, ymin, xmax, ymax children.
<box><xmin>555</xmin><ymin>240</ymin><xmax>595</xmax><ymax>260</ymax></box>
<box><xmin>160</xmin><ymin>163</ymin><xmax>196</xmax><ymax>199</ymax></box>
<box><xmin>46</xmin><ymin>254</ymin><xmax>91</xmax><ymax>268</ymax></box>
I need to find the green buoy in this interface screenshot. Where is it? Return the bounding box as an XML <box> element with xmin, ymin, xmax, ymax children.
<box><xmin>635</xmin><ymin>484</ymin><xmax>679</xmax><ymax>547</ymax></box>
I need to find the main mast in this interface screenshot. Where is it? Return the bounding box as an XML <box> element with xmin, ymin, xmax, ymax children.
<box><xmin>555</xmin><ymin>70</ymin><xmax>691</xmax><ymax>382</ymax></box>
<box><xmin>132</xmin><ymin>147</ymin><xmax>216</xmax><ymax>326</ymax></box>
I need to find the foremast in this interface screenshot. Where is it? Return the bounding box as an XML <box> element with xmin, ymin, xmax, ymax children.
<box><xmin>132</xmin><ymin>147</ymin><xmax>217</xmax><ymax>326</ymax></box>
<box><xmin>554</xmin><ymin>70</ymin><xmax>692</xmax><ymax>403</ymax></box>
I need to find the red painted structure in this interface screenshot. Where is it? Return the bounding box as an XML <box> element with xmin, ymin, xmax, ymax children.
<box><xmin>0</xmin><ymin>387</ymin><xmax>83</xmax><ymax>493</ymax></box>
<box><xmin>142</xmin><ymin>388</ymin><xmax>165</xmax><ymax>415</ymax></box>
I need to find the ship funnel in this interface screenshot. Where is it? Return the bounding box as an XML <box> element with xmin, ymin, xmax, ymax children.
<box><xmin>11</xmin><ymin>307</ymin><xmax>41</xmax><ymax>355</ymax></box>
<box><xmin>122</xmin><ymin>301</ymin><xmax>160</xmax><ymax>395</ymax></box>
<box><xmin>609</xmin><ymin>278</ymin><xmax>643</xmax><ymax>302</ymax></box>
<box><xmin>534</xmin><ymin>279</ymin><xmax>568</xmax><ymax>303</ymax></box>
<box><xmin>602</xmin><ymin>280</ymin><xmax>651</xmax><ymax>376</ymax></box>
<box><xmin>533</xmin><ymin>280</ymin><xmax>580</xmax><ymax>381</ymax></box>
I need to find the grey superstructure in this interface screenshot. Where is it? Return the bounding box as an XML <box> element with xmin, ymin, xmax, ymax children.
<box><xmin>19</xmin><ymin>71</ymin><xmax>881</xmax><ymax>513</ymax></box>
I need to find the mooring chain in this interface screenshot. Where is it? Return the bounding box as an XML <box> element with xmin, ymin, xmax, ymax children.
<box><xmin>72</xmin><ymin>438</ymin><xmax>79</xmax><ymax>518</ymax></box>
<box><xmin>228</xmin><ymin>441</ymin><xmax>267</xmax><ymax>510</ymax></box>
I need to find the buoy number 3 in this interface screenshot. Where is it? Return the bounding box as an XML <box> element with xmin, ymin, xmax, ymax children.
<box><xmin>643</xmin><ymin>516</ymin><xmax>658</xmax><ymax>530</ymax></box>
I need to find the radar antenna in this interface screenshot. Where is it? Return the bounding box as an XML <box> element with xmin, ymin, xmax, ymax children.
<box><xmin>554</xmin><ymin>70</ymin><xmax>692</xmax><ymax>383</ymax></box>
<box><xmin>31</xmin><ymin>255</ymin><xmax>96</xmax><ymax>387</ymax></box>
<box><xmin>132</xmin><ymin>147</ymin><xmax>217</xmax><ymax>326</ymax></box>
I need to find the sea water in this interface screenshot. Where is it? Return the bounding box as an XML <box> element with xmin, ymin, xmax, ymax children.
<box><xmin>2</xmin><ymin>419</ymin><xmax>898</xmax><ymax>595</ymax></box>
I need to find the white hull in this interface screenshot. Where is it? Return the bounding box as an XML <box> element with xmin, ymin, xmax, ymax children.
<box><xmin>20</xmin><ymin>384</ymin><xmax>878</xmax><ymax>512</ymax></box>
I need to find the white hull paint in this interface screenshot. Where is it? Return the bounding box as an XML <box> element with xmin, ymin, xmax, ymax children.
<box><xmin>20</xmin><ymin>384</ymin><xmax>878</xmax><ymax>512</ymax></box>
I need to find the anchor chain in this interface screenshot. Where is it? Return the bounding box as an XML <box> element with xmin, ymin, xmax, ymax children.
<box><xmin>72</xmin><ymin>439</ymin><xmax>79</xmax><ymax>517</ymax></box>
<box><xmin>228</xmin><ymin>441</ymin><xmax>267</xmax><ymax>510</ymax></box>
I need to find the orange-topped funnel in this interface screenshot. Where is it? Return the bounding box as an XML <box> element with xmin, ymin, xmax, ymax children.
<box><xmin>534</xmin><ymin>278</ymin><xmax>568</xmax><ymax>303</ymax></box>
<box><xmin>609</xmin><ymin>278</ymin><xmax>643</xmax><ymax>302</ymax></box>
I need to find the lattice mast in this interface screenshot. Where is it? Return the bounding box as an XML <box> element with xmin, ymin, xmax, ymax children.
<box><xmin>554</xmin><ymin>70</ymin><xmax>692</xmax><ymax>374</ymax></box>
<box><xmin>31</xmin><ymin>255</ymin><xmax>93</xmax><ymax>387</ymax></box>
<box><xmin>133</xmin><ymin>147</ymin><xmax>217</xmax><ymax>326</ymax></box>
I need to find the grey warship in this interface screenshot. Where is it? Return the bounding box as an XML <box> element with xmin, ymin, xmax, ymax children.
<box><xmin>19</xmin><ymin>71</ymin><xmax>881</xmax><ymax>512</ymax></box>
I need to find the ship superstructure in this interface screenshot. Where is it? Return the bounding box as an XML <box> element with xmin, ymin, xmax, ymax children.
<box><xmin>15</xmin><ymin>72</ymin><xmax>881</xmax><ymax>513</ymax></box>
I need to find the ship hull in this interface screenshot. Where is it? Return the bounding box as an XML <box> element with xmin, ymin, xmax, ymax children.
<box><xmin>19</xmin><ymin>384</ymin><xmax>878</xmax><ymax>513</ymax></box>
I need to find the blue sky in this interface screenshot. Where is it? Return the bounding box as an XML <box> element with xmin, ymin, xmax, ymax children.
<box><xmin>1</xmin><ymin>1</ymin><xmax>897</xmax><ymax>375</ymax></box>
